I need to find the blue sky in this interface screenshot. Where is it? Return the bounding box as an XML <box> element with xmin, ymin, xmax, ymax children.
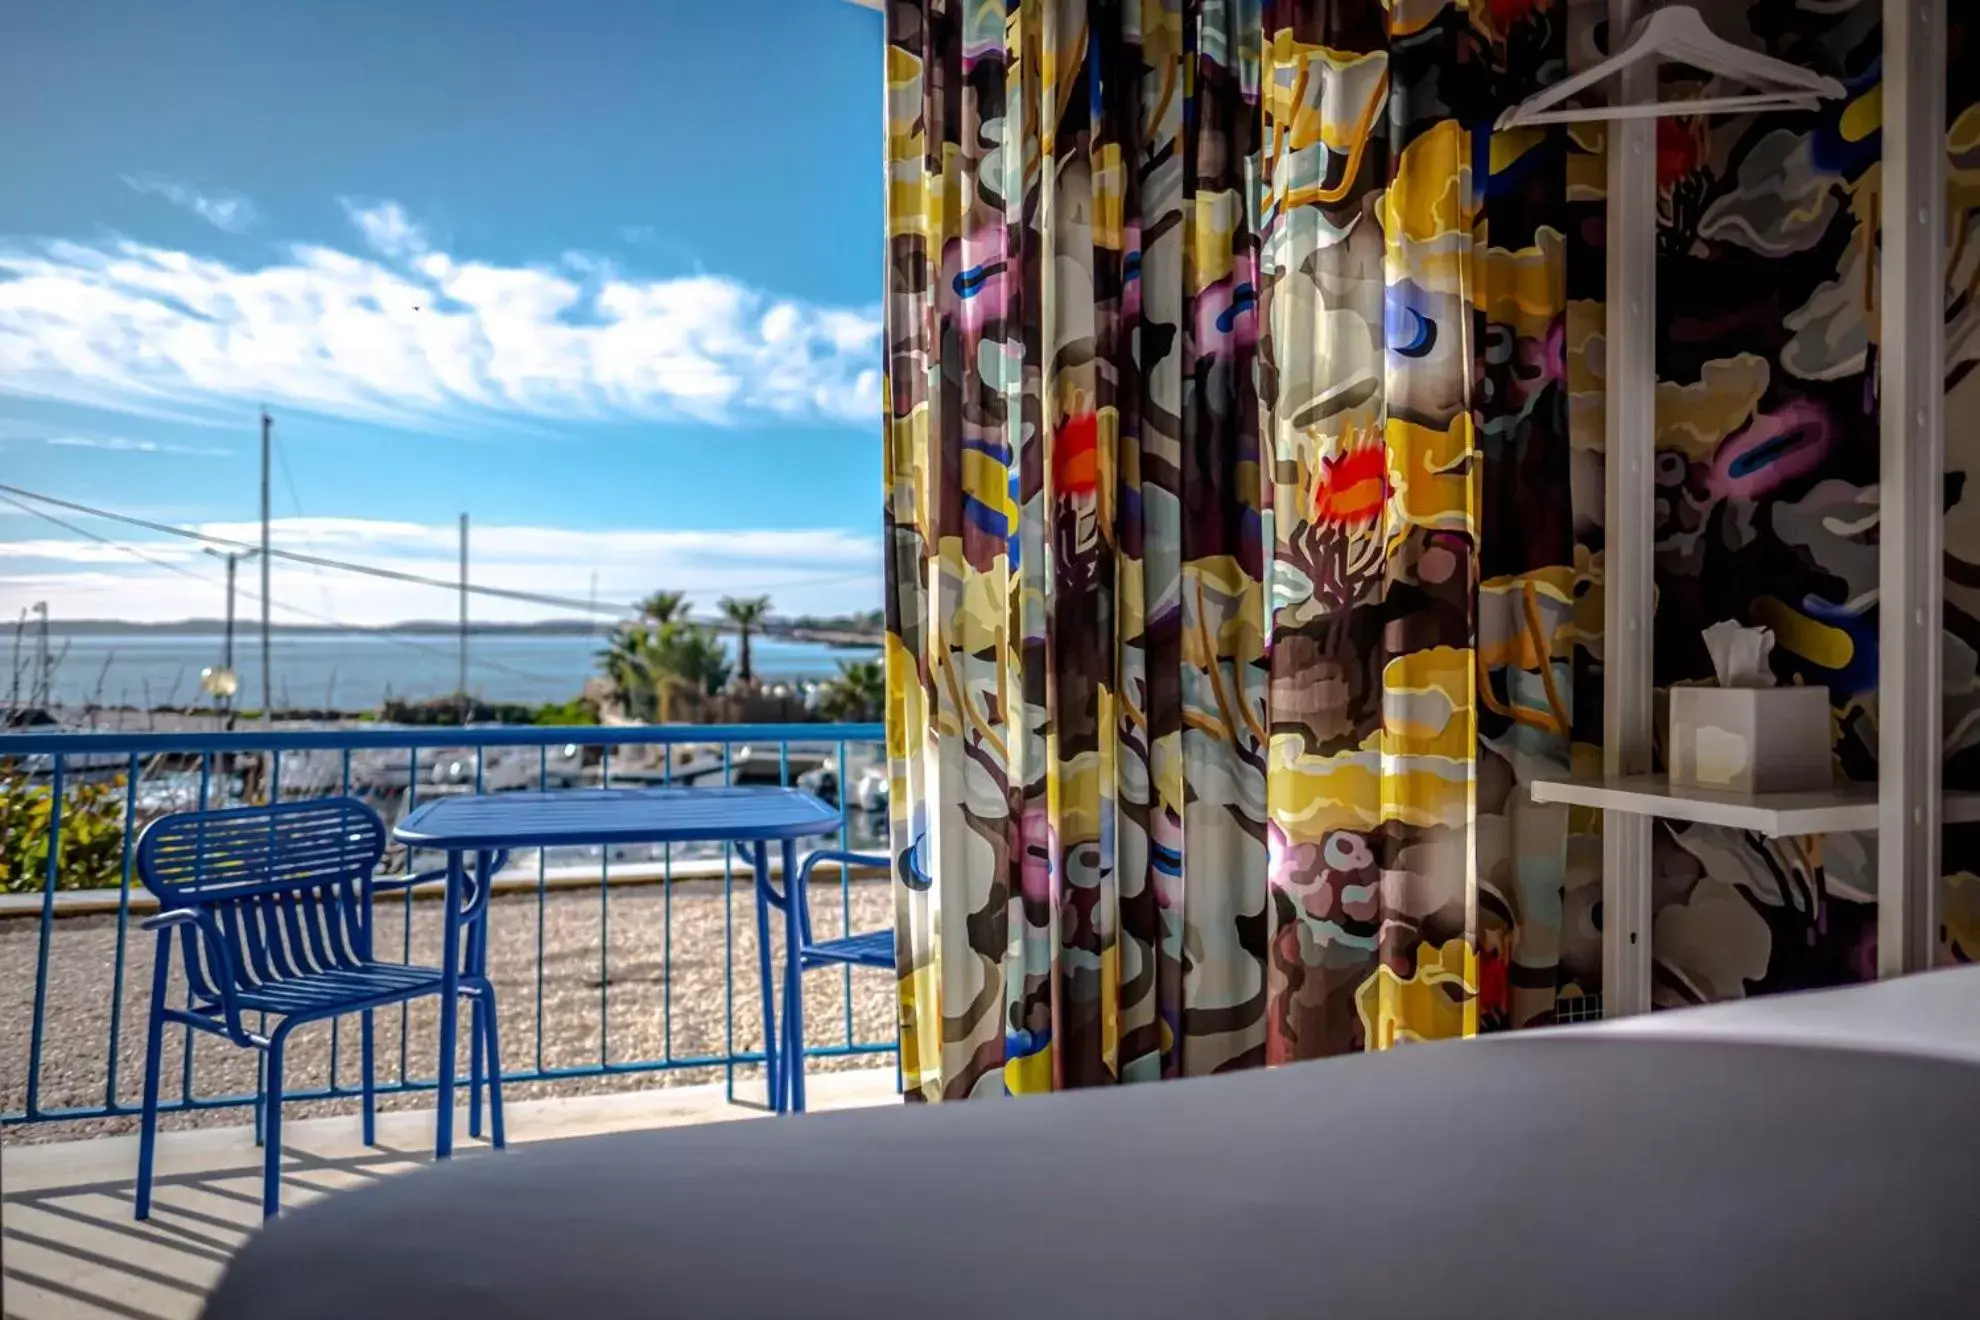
<box><xmin>0</xmin><ymin>0</ymin><xmax>885</xmax><ymax>625</ymax></box>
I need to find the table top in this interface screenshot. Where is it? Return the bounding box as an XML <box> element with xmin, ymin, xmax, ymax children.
<box><xmin>393</xmin><ymin>787</ymin><xmax>844</xmax><ymax>850</ymax></box>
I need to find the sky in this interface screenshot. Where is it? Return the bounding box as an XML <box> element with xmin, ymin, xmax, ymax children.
<box><xmin>0</xmin><ymin>0</ymin><xmax>886</xmax><ymax>627</ymax></box>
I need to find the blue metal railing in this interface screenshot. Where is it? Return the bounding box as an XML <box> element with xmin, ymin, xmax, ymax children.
<box><xmin>0</xmin><ymin>722</ymin><xmax>892</xmax><ymax>1128</ymax></box>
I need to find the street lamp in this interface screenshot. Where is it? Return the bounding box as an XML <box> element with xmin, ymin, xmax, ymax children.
<box><xmin>199</xmin><ymin>664</ymin><xmax>240</xmax><ymax>699</ymax></box>
<box><xmin>202</xmin><ymin>548</ymin><xmax>259</xmax><ymax>729</ymax></box>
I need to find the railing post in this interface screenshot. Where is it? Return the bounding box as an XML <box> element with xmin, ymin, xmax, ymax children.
<box><xmin>24</xmin><ymin>757</ymin><xmax>65</xmax><ymax>1118</ymax></box>
<box><xmin>599</xmin><ymin>745</ymin><xmax>612</xmax><ymax>1068</ymax></box>
<box><xmin>103</xmin><ymin>752</ymin><xmax>141</xmax><ymax>1109</ymax></box>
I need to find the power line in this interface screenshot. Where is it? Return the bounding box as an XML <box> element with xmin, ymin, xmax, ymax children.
<box><xmin>271</xmin><ymin>431</ymin><xmax>343</xmax><ymax>625</ymax></box>
<box><xmin>0</xmin><ymin>482</ymin><xmax>875</xmax><ymax>621</ymax></box>
<box><xmin>1</xmin><ymin>481</ymin><xmax>622</xmax><ymax>614</ymax></box>
<box><xmin>0</xmin><ymin>491</ymin><xmax>573</xmax><ymax>686</ymax></box>
<box><xmin>0</xmin><ymin>492</ymin><xmax>210</xmax><ymax>582</ymax></box>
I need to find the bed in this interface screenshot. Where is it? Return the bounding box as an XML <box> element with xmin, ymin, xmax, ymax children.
<box><xmin>202</xmin><ymin>967</ymin><xmax>1980</xmax><ymax>1319</ymax></box>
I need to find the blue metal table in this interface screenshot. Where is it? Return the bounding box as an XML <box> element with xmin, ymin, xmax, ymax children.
<box><xmin>394</xmin><ymin>787</ymin><xmax>846</xmax><ymax>1155</ymax></box>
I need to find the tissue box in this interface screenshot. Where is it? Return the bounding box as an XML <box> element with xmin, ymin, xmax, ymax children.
<box><xmin>1668</xmin><ymin>685</ymin><xmax>1833</xmax><ymax>795</ymax></box>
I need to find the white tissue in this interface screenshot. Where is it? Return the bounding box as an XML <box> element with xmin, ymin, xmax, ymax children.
<box><xmin>1701</xmin><ymin>620</ymin><xmax>1776</xmax><ymax>689</ymax></box>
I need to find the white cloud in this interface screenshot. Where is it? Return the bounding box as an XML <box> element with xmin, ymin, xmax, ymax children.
<box><xmin>0</xmin><ymin>516</ymin><xmax>881</xmax><ymax>625</ymax></box>
<box><xmin>0</xmin><ymin>201</ymin><xmax>883</xmax><ymax>431</ymax></box>
<box><xmin>0</xmin><ymin>537</ymin><xmax>207</xmax><ymax>565</ymax></box>
<box><xmin>341</xmin><ymin>198</ymin><xmax>427</xmax><ymax>259</ymax></box>
<box><xmin>44</xmin><ymin>434</ymin><xmax>232</xmax><ymax>457</ymax></box>
<box><xmin>121</xmin><ymin>175</ymin><xmax>259</xmax><ymax>233</ymax></box>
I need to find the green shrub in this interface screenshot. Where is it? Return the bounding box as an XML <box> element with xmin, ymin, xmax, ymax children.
<box><xmin>0</xmin><ymin>767</ymin><xmax>129</xmax><ymax>895</ymax></box>
<box><xmin>532</xmin><ymin>697</ymin><xmax>599</xmax><ymax>726</ymax></box>
<box><xmin>375</xmin><ymin>695</ymin><xmax>599</xmax><ymax>726</ymax></box>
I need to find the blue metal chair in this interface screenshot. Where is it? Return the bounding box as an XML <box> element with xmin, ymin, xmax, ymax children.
<box><xmin>770</xmin><ymin>849</ymin><xmax>894</xmax><ymax>1114</ymax></box>
<box><xmin>133</xmin><ymin>797</ymin><xmax>504</xmax><ymax>1220</ymax></box>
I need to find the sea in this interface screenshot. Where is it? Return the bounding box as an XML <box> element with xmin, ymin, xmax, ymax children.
<box><xmin>24</xmin><ymin>631</ymin><xmax>883</xmax><ymax>712</ymax></box>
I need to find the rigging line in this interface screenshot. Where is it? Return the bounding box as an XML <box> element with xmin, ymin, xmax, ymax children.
<box><xmin>270</xmin><ymin>433</ymin><xmax>341</xmax><ymax>623</ymax></box>
<box><xmin>0</xmin><ymin>491</ymin><xmax>212</xmax><ymax>582</ymax></box>
<box><xmin>0</xmin><ymin>493</ymin><xmax>571</xmax><ymax>685</ymax></box>
<box><xmin>0</xmin><ymin>481</ymin><xmax>625</xmax><ymax>614</ymax></box>
<box><xmin>0</xmin><ymin>481</ymin><xmax>881</xmax><ymax>619</ymax></box>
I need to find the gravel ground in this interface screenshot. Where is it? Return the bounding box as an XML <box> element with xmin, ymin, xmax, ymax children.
<box><xmin>0</xmin><ymin>880</ymin><xmax>897</xmax><ymax>1144</ymax></box>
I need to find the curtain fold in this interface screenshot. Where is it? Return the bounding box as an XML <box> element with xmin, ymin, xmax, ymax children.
<box><xmin>884</xmin><ymin>0</ymin><xmax>1586</xmax><ymax>1101</ymax></box>
<box><xmin>1253</xmin><ymin>0</ymin><xmax>1595</xmax><ymax>1056</ymax></box>
<box><xmin>885</xmin><ymin>0</ymin><xmax>1274</xmax><ymax>1100</ymax></box>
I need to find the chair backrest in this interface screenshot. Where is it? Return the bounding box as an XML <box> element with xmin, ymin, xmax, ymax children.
<box><xmin>138</xmin><ymin>797</ymin><xmax>387</xmax><ymax>907</ymax></box>
<box><xmin>137</xmin><ymin>798</ymin><xmax>388</xmax><ymax>996</ymax></box>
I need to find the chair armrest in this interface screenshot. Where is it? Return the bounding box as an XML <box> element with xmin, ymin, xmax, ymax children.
<box><xmin>788</xmin><ymin>850</ymin><xmax>891</xmax><ymax>940</ymax></box>
<box><xmin>458</xmin><ymin>850</ymin><xmax>508</xmax><ymax>922</ymax></box>
<box><xmin>369</xmin><ymin>868</ymin><xmax>448</xmax><ymax>894</ymax></box>
<box><xmin>370</xmin><ymin>854</ymin><xmax>505</xmax><ymax>920</ymax></box>
<box><xmin>141</xmin><ymin>909</ymin><xmax>259</xmax><ymax>1047</ymax></box>
<box><xmin>796</xmin><ymin>850</ymin><xmax>891</xmax><ymax>886</ymax></box>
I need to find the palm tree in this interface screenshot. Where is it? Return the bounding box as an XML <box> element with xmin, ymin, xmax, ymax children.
<box><xmin>598</xmin><ymin>588</ymin><xmax>738</xmax><ymax>723</ymax></box>
<box><xmin>652</xmin><ymin>670</ymin><xmax>692</xmax><ymax>724</ymax></box>
<box><xmin>636</xmin><ymin>591</ymin><xmax>688</xmax><ymax>625</ymax></box>
<box><xmin>597</xmin><ymin>625</ymin><xmax>660</xmax><ymax>721</ymax></box>
<box><xmin>596</xmin><ymin>618</ymin><xmax>733</xmax><ymax>723</ymax></box>
<box><xmin>652</xmin><ymin>623</ymin><xmax>732</xmax><ymax>697</ymax></box>
<box><xmin>719</xmin><ymin>595</ymin><xmax>772</xmax><ymax>689</ymax></box>
<box><xmin>815</xmin><ymin>659</ymin><xmax>885</xmax><ymax>723</ymax></box>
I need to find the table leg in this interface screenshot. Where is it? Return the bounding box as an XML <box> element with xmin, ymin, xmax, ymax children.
<box><xmin>781</xmin><ymin>838</ymin><xmax>806</xmax><ymax>1115</ymax></box>
<box><xmin>435</xmin><ymin>850</ymin><xmax>464</xmax><ymax>1160</ymax></box>
<box><xmin>750</xmin><ymin>843</ymin><xmax>779</xmax><ymax>1113</ymax></box>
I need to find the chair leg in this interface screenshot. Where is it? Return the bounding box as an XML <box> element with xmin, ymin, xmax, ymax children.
<box><xmin>468</xmin><ymin>1000</ymin><xmax>485</xmax><ymax>1141</ymax></box>
<box><xmin>360</xmin><ymin>1010</ymin><xmax>377</xmax><ymax>1147</ymax></box>
<box><xmin>467</xmin><ymin>913</ymin><xmax>486</xmax><ymax>1140</ymax></box>
<box><xmin>134</xmin><ymin>951</ymin><xmax>170</xmax><ymax>1221</ymax></box>
<box><xmin>782</xmin><ymin>840</ymin><xmax>807</xmax><ymax>1115</ymax></box>
<box><xmin>750</xmin><ymin>849</ymin><xmax>780</xmax><ymax>1112</ymax></box>
<box><xmin>262</xmin><ymin>1034</ymin><xmax>287</xmax><ymax>1220</ymax></box>
<box><xmin>252</xmin><ymin>1051</ymin><xmax>266</xmax><ymax>1148</ymax></box>
<box><xmin>477</xmin><ymin>984</ymin><xmax>506</xmax><ymax>1150</ymax></box>
<box><xmin>434</xmin><ymin>853</ymin><xmax>465</xmax><ymax>1161</ymax></box>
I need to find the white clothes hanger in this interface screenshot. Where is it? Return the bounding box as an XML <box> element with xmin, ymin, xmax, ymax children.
<box><xmin>1495</xmin><ymin>5</ymin><xmax>1846</xmax><ymax>130</ymax></box>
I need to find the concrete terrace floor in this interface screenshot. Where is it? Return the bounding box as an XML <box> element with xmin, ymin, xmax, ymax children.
<box><xmin>1</xmin><ymin>1068</ymin><xmax>899</xmax><ymax>1320</ymax></box>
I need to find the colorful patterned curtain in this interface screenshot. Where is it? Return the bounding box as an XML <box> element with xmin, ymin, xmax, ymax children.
<box><xmin>882</xmin><ymin>0</ymin><xmax>1980</xmax><ymax>1102</ymax></box>
<box><xmin>882</xmin><ymin>0</ymin><xmax>1585</xmax><ymax>1100</ymax></box>
<box><xmin>882</xmin><ymin>0</ymin><xmax>1273</xmax><ymax>1098</ymax></box>
<box><xmin>1253</xmin><ymin>0</ymin><xmax>1599</xmax><ymax>1058</ymax></box>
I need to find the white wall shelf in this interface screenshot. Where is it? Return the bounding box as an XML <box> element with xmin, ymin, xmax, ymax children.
<box><xmin>1531</xmin><ymin>776</ymin><xmax>1980</xmax><ymax>838</ymax></box>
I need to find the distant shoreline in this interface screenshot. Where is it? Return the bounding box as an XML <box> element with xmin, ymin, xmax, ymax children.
<box><xmin>30</xmin><ymin>619</ymin><xmax>882</xmax><ymax>645</ymax></box>
<box><xmin>33</xmin><ymin>619</ymin><xmax>610</xmax><ymax>638</ymax></box>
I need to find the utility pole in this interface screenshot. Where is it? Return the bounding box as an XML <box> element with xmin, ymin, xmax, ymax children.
<box><xmin>7</xmin><ymin>609</ymin><xmax>24</xmax><ymax>716</ymax></box>
<box><xmin>224</xmin><ymin>553</ymin><xmax>239</xmax><ymax>689</ymax></box>
<box><xmin>259</xmin><ymin>410</ymin><xmax>273</xmax><ymax>727</ymax></box>
<box><xmin>202</xmin><ymin>548</ymin><xmax>255</xmax><ymax>729</ymax></box>
<box><xmin>458</xmin><ymin>512</ymin><xmax>470</xmax><ymax>723</ymax></box>
<box><xmin>27</xmin><ymin>605</ymin><xmax>49</xmax><ymax>716</ymax></box>
<box><xmin>31</xmin><ymin>601</ymin><xmax>50</xmax><ymax>710</ymax></box>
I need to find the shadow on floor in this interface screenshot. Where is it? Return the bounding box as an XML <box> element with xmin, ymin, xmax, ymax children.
<box><xmin>0</xmin><ymin>1067</ymin><xmax>889</xmax><ymax>1320</ymax></box>
<box><xmin>3</xmin><ymin>1142</ymin><xmax>471</xmax><ymax>1320</ymax></box>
